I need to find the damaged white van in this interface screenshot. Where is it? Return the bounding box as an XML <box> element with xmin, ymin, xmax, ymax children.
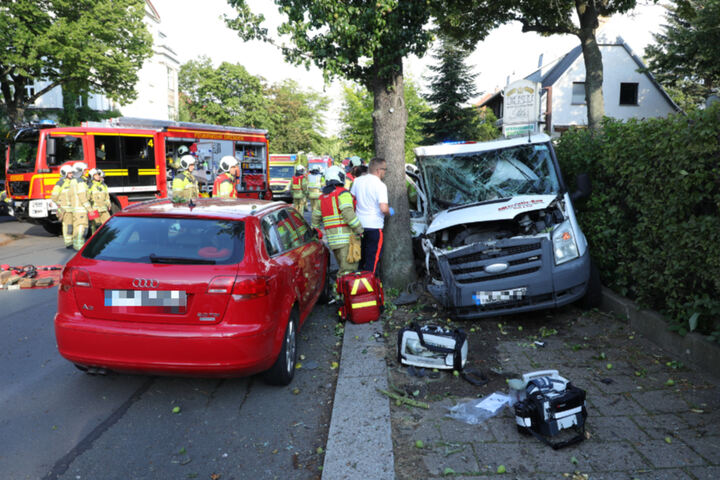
<box><xmin>408</xmin><ymin>133</ymin><xmax>599</xmax><ymax>319</ymax></box>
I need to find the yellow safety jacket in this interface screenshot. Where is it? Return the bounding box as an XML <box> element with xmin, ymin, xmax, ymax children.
<box><xmin>171</xmin><ymin>170</ymin><xmax>199</xmax><ymax>202</ymax></box>
<box><xmin>312</xmin><ymin>186</ymin><xmax>363</xmax><ymax>248</ymax></box>
<box><xmin>307</xmin><ymin>173</ymin><xmax>324</xmax><ymax>200</ymax></box>
<box><xmin>89</xmin><ymin>180</ymin><xmax>112</xmax><ymax>212</ymax></box>
<box><xmin>70</xmin><ymin>178</ymin><xmax>91</xmax><ymax>214</ymax></box>
<box><xmin>291</xmin><ymin>175</ymin><xmax>308</xmax><ymax>199</ymax></box>
<box><xmin>50</xmin><ymin>178</ymin><xmax>73</xmax><ymax>215</ymax></box>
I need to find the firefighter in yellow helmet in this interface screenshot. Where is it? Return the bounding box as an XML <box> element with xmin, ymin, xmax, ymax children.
<box><xmin>290</xmin><ymin>164</ymin><xmax>308</xmax><ymax>213</ymax></box>
<box><xmin>88</xmin><ymin>168</ymin><xmax>112</xmax><ymax>234</ymax></box>
<box><xmin>312</xmin><ymin>165</ymin><xmax>363</xmax><ymax>277</ymax></box>
<box><xmin>171</xmin><ymin>154</ymin><xmax>199</xmax><ymax>203</ymax></box>
<box><xmin>50</xmin><ymin>164</ymin><xmax>76</xmax><ymax>248</ymax></box>
<box><xmin>70</xmin><ymin>162</ymin><xmax>91</xmax><ymax>250</ymax></box>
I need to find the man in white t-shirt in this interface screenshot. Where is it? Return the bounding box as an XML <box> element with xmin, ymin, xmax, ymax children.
<box><xmin>350</xmin><ymin>157</ymin><xmax>393</xmax><ymax>274</ymax></box>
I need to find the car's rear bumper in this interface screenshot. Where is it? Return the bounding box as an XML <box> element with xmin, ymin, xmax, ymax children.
<box><xmin>54</xmin><ymin>312</ymin><xmax>278</xmax><ymax>377</ymax></box>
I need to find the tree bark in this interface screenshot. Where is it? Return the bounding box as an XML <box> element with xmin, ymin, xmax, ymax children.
<box><xmin>371</xmin><ymin>57</ymin><xmax>417</xmax><ymax>289</ymax></box>
<box><xmin>575</xmin><ymin>0</ymin><xmax>605</xmax><ymax>130</ymax></box>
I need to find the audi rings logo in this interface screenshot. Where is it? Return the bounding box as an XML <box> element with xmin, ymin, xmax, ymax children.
<box><xmin>132</xmin><ymin>278</ymin><xmax>159</xmax><ymax>288</ymax></box>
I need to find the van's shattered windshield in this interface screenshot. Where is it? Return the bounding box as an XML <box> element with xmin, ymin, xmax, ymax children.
<box><xmin>419</xmin><ymin>143</ymin><xmax>560</xmax><ymax>214</ymax></box>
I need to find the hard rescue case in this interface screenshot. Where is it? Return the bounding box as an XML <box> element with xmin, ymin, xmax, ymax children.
<box><xmin>336</xmin><ymin>271</ymin><xmax>384</xmax><ymax>324</ymax></box>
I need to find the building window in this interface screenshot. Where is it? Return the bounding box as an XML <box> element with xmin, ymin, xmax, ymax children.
<box><xmin>76</xmin><ymin>95</ymin><xmax>84</xmax><ymax>108</ymax></box>
<box><xmin>619</xmin><ymin>82</ymin><xmax>639</xmax><ymax>105</ymax></box>
<box><xmin>571</xmin><ymin>82</ymin><xmax>586</xmax><ymax>105</ymax></box>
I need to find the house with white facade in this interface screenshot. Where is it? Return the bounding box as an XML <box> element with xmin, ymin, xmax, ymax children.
<box><xmin>478</xmin><ymin>37</ymin><xmax>680</xmax><ymax>136</ymax></box>
<box><xmin>25</xmin><ymin>0</ymin><xmax>179</xmax><ymax>122</ymax></box>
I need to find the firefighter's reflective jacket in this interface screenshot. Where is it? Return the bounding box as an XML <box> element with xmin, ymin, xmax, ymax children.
<box><xmin>50</xmin><ymin>178</ymin><xmax>73</xmax><ymax>214</ymax></box>
<box><xmin>213</xmin><ymin>173</ymin><xmax>237</xmax><ymax>198</ymax></box>
<box><xmin>291</xmin><ymin>175</ymin><xmax>307</xmax><ymax>199</ymax></box>
<box><xmin>312</xmin><ymin>185</ymin><xmax>363</xmax><ymax>248</ymax></box>
<box><xmin>70</xmin><ymin>177</ymin><xmax>91</xmax><ymax>213</ymax></box>
<box><xmin>171</xmin><ymin>170</ymin><xmax>199</xmax><ymax>202</ymax></box>
<box><xmin>306</xmin><ymin>173</ymin><xmax>324</xmax><ymax>199</ymax></box>
<box><xmin>89</xmin><ymin>180</ymin><xmax>111</xmax><ymax>212</ymax></box>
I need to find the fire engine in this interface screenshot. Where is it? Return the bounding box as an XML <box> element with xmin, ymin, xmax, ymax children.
<box><xmin>3</xmin><ymin>117</ymin><xmax>271</xmax><ymax>234</ymax></box>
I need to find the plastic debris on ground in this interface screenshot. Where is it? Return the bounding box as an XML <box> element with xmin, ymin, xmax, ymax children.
<box><xmin>447</xmin><ymin>392</ymin><xmax>511</xmax><ymax>425</ymax></box>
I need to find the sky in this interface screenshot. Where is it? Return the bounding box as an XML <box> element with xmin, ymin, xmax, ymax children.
<box><xmin>151</xmin><ymin>0</ymin><xmax>669</xmax><ymax>136</ymax></box>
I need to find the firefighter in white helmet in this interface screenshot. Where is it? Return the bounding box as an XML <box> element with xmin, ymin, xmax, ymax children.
<box><xmin>88</xmin><ymin>168</ymin><xmax>112</xmax><ymax>234</ymax></box>
<box><xmin>171</xmin><ymin>154</ymin><xmax>199</xmax><ymax>203</ymax></box>
<box><xmin>69</xmin><ymin>162</ymin><xmax>91</xmax><ymax>250</ymax></box>
<box><xmin>50</xmin><ymin>164</ymin><xmax>76</xmax><ymax>248</ymax></box>
<box><xmin>312</xmin><ymin>165</ymin><xmax>363</xmax><ymax>277</ymax></box>
<box><xmin>213</xmin><ymin>156</ymin><xmax>240</xmax><ymax>198</ymax></box>
<box><xmin>291</xmin><ymin>164</ymin><xmax>308</xmax><ymax>213</ymax></box>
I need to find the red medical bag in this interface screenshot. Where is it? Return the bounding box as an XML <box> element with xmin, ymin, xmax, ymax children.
<box><xmin>336</xmin><ymin>271</ymin><xmax>384</xmax><ymax>324</ymax></box>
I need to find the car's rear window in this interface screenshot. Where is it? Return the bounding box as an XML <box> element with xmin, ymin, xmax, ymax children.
<box><xmin>83</xmin><ymin>216</ymin><xmax>245</xmax><ymax>265</ymax></box>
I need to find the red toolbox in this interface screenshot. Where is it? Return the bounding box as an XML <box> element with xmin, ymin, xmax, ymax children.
<box><xmin>336</xmin><ymin>271</ymin><xmax>384</xmax><ymax>324</ymax></box>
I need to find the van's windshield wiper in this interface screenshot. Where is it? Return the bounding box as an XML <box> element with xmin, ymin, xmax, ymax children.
<box><xmin>447</xmin><ymin>198</ymin><xmax>511</xmax><ymax>212</ymax></box>
<box><xmin>149</xmin><ymin>253</ymin><xmax>215</xmax><ymax>265</ymax></box>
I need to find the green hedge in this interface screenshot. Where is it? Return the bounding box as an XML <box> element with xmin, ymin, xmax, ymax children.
<box><xmin>555</xmin><ymin>105</ymin><xmax>720</xmax><ymax>339</ymax></box>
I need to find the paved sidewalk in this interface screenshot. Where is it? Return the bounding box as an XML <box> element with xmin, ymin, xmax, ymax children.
<box><xmin>387</xmin><ymin>310</ymin><xmax>720</xmax><ymax>479</ymax></box>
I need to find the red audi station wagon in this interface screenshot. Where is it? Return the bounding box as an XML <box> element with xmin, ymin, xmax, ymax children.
<box><xmin>55</xmin><ymin>198</ymin><xmax>331</xmax><ymax>385</ymax></box>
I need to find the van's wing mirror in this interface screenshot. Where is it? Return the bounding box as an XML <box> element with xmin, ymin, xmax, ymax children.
<box><xmin>46</xmin><ymin>137</ymin><xmax>56</xmax><ymax>158</ymax></box>
<box><xmin>571</xmin><ymin>173</ymin><xmax>592</xmax><ymax>202</ymax></box>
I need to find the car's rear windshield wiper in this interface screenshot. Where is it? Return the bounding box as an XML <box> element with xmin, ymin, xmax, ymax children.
<box><xmin>149</xmin><ymin>254</ymin><xmax>216</xmax><ymax>265</ymax></box>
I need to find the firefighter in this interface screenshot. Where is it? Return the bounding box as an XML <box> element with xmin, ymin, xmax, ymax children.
<box><xmin>70</xmin><ymin>162</ymin><xmax>91</xmax><ymax>250</ymax></box>
<box><xmin>312</xmin><ymin>165</ymin><xmax>364</xmax><ymax>277</ymax></box>
<box><xmin>344</xmin><ymin>156</ymin><xmax>363</xmax><ymax>189</ymax></box>
<box><xmin>290</xmin><ymin>164</ymin><xmax>308</xmax><ymax>213</ymax></box>
<box><xmin>50</xmin><ymin>164</ymin><xmax>75</xmax><ymax>248</ymax></box>
<box><xmin>212</xmin><ymin>156</ymin><xmax>239</xmax><ymax>198</ymax></box>
<box><xmin>306</xmin><ymin>166</ymin><xmax>324</xmax><ymax>214</ymax></box>
<box><xmin>88</xmin><ymin>168</ymin><xmax>112</xmax><ymax>234</ymax></box>
<box><xmin>171</xmin><ymin>154</ymin><xmax>199</xmax><ymax>203</ymax></box>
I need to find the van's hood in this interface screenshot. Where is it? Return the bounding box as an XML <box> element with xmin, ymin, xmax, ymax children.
<box><xmin>426</xmin><ymin>195</ymin><xmax>558</xmax><ymax>234</ymax></box>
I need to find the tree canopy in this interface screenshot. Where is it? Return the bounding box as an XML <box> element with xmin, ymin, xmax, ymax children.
<box><xmin>645</xmin><ymin>0</ymin><xmax>720</xmax><ymax>110</ymax></box>
<box><xmin>266</xmin><ymin>79</ymin><xmax>329</xmax><ymax>154</ymax></box>
<box><xmin>0</xmin><ymin>0</ymin><xmax>152</xmax><ymax>126</ymax></box>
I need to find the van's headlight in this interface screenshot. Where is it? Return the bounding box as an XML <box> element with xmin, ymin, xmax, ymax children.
<box><xmin>553</xmin><ymin>221</ymin><xmax>579</xmax><ymax>265</ymax></box>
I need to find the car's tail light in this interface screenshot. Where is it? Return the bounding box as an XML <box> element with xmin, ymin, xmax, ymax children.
<box><xmin>207</xmin><ymin>276</ymin><xmax>234</xmax><ymax>294</ymax></box>
<box><xmin>232</xmin><ymin>275</ymin><xmax>268</xmax><ymax>298</ymax></box>
<box><xmin>72</xmin><ymin>268</ymin><xmax>92</xmax><ymax>288</ymax></box>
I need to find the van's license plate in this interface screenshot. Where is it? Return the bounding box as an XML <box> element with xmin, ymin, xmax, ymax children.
<box><xmin>476</xmin><ymin>287</ymin><xmax>526</xmax><ymax>305</ymax></box>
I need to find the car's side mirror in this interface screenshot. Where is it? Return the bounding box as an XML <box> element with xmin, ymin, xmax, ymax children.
<box><xmin>571</xmin><ymin>173</ymin><xmax>592</xmax><ymax>202</ymax></box>
<box><xmin>315</xmin><ymin>228</ymin><xmax>323</xmax><ymax>239</ymax></box>
<box><xmin>46</xmin><ymin>137</ymin><xmax>56</xmax><ymax>157</ymax></box>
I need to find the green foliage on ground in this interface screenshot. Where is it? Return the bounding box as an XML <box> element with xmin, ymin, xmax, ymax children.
<box><xmin>555</xmin><ymin>105</ymin><xmax>720</xmax><ymax>340</ymax></box>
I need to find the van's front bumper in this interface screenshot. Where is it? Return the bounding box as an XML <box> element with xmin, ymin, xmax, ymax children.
<box><xmin>427</xmin><ymin>238</ymin><xmax>590</xmax><ymax>319</ymax></box>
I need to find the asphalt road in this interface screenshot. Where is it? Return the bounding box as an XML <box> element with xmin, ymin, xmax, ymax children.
<box><xmin>0</xmin><ymin>217</ymin><xmax>339</xmax><ymax>480</ymax></box>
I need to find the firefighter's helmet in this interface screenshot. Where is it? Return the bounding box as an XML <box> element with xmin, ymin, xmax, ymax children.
<box><xmin>350</xmin><ymin>156</ymin><xmax>363</xmax><ymax>167</ymax></box>
<box><xmin>89</xmin><ymin>168</ymin><xmax>105</xmax><ymax>178</ymax></box>
<box><xmin>60</xmin><ymin>164</ymin><xmax>74</xmax><ymax>177</ymax></box>
<box><xmin>218</xmin><ymin>155</ymin><xmax>238</xmax><ymax>173</ymax></box>
<box><xmin>295</xmin><ymin>165</ymin><xmax>305</xmax><ymax>174</ymax></box>
<box><xmin>177</xmin><ymin>145</ymin><xmax>190</xmax><ymax>156</ymax></box>
<box><xmin>74</xmin><ymin>162</ymin><xmax>88</xmax><ymax>174</ymax></box>
<box><xmin>178</xmin><ymin>155</ymin><xmax>196</xmax><ymax>170</ymax></box>
<box><xmin>325</xmin><ymin>165</ymin><xmax>345</xmax><ymax>185</ymax></box>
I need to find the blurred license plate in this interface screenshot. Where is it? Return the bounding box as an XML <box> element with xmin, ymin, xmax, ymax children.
<box><xmin>105</xmin><ymin>290</ymin><xmax>187</xmax><ymax>313</ymax></box>
<box><xmin>476</xmin><ymin>287</ymin><xmax>526</xmax><ymax>305</ymax></box>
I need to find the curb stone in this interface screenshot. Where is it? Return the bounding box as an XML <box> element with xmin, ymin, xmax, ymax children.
<box><xmin>600</xmin><ymin>287</ymin><xmax>720</xmax><ymax>379</ymax></box>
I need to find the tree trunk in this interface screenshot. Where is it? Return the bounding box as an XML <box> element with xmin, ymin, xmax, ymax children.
<box><xmin>371</xmin><ymin>58</ymin><xmax>417</xmax><ymax>290</ymax></box>
<box><xmin>576</xmin><ymin>0</ymin><xmax>604</xmax><ymax>130</ymax></box>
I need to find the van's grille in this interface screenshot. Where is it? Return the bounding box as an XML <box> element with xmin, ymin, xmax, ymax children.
<box><xmin>445</xmin><ymin>241</ymin><xmax>544</xmax><ymax>284</ymax></box>
<box><xmin>9</xmin><ymin>181</ymin><xmax>30</xmax><ymax>196</ymax></box>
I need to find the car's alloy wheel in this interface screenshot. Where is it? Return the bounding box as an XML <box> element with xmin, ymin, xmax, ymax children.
<box><xmin>263</xmin><ymin>309</ymin><xmax>298</xmax><ymax>385</ymax></box>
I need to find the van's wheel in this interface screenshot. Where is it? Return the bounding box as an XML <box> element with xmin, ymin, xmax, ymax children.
<box><xmin>42</xmin><ymin>221</ymin><xmax>62</xmax><ymax>236</ymax></box>
<box><xmin>318</xmin><ymin>254</ymin><xmax>333</xmax><ymax>304</ymax></box>
<box><xmin>264</xmin><ymin>308</ymin><xmax>298</xmax><ymax>386</ymax></box>
<box><xmin>580</xmin><ymin>260</ymin><xmax>602</xmax><ymax>309</ymax></box>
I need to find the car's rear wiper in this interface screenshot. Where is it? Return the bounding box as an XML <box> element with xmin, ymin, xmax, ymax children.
<box><xmin>149</xmin><ymin>253</ymin><xmax>216</xmax><ymax>265</ymax></box>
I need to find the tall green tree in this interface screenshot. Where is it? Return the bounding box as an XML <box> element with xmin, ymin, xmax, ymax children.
<box><xmin>178</xmin><ymin>57</ymin><xmax>271</xmax><ymax>129</ymax></box>
<box><xmin>440</xmin><ymin>1</ymin><xmax>638</xmax><ymax>130</ymax></box>
<box><xmin>0</xmin><ymin>0</ymin><xmax>152</xmax><ymax>126</ymax></box>
<box><xmin>266</xmin><ymin>79</ymin><xmax>329</xmax><ymax>154</ymax></box>
<box><xmin>645</xmin><ymin>0</ymin><xmax>720</xmax><ymax>109</ymax></box>
<box><xmin>340</xmin><ymin>79</ymin><xmax>431</xmax><ymax>164</ymax></box>
<box><xmin>422</xmin><ymin>36</ymin><xmax>482</xmax><ymax>143</ymax></box>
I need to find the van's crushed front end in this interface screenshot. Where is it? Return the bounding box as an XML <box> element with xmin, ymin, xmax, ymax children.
<box><xmin>414</xmin><ymin>135</ymin><xmax>591</xmax><ymax>319</ymax></box>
